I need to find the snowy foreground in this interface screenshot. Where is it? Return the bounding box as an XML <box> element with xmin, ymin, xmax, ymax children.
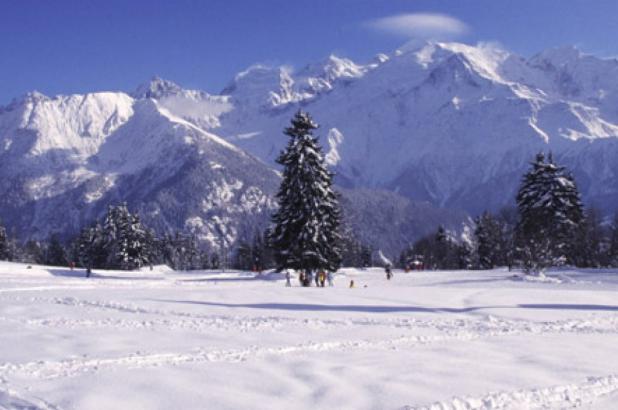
<box><xmin>0</xmin><ymin>263</ymin><xmax>617</xmax><ymax>410</ymax></box>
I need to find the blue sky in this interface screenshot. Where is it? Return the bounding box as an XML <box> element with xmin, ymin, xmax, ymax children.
<box><xmin>1</xmin><ymin>0</ymin><xmax>617</xmax><ymax>104</ymax></box>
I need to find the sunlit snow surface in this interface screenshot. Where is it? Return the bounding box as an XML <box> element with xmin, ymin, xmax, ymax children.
<box><xmin>0</xmin><ymin>262</ymin><xmax>617</xmax><ymax>409</ymax></box>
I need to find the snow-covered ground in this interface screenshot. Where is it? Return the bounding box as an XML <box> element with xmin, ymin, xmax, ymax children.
<box><xmin>0</xmin><ymin>262</ymin><xmax>617</xmax><ymax>409</ymax></box>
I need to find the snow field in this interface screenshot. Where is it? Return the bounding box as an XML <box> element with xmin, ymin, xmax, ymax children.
<box><xmin>0</xmin><ymin>262</ymin><xmax>617</xmax><ymax>409</ymax></box>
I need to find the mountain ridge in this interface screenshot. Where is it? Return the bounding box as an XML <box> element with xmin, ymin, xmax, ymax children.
<box><xmin>208</xmin><ymin>41</ymin><xmax>618</xmax><ymax>214</ymax></box>
<box><xmin>2</xmin><ymin>41</ymin><xmax>618</xmax><ymax>253</ymax></box>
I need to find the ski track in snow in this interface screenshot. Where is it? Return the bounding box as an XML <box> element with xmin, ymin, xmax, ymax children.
<box><xmin>0</xmin><ymin>334</ymin><xmax>517</xmax><ymax>381</ymax></box>
<box><xmin>404</xmin><ymin>375</ymin><xmax>618</xmax><ymax>410</ymax></box>
<box><xmin>10</xmin><ymin>295</ymin><xmax>618</xmax><ymax>337</ymax></box>
<box><xmin>1</xmin><ymin>313</ymin><xmax>618</xmax><ymax>382</ymax></box>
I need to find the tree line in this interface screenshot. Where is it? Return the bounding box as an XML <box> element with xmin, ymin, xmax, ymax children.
<box><xmin>400</xmin><ymin>152</ymin><xmax>618</xmax><ymax>273</ymax></box>
<box><xmin>0</xmin><ymin>207</ymin><xmax>373</xmax><ymax>273</ymax></box>
<box><xmin>2</xmin><ymin>113</ymin><xmax>615</xmax><ymax>276</ymax></box>
<box><xmin>0</xmin><ymin>205</ymin><xmax>235</xmax><ymax>272</ymax></box>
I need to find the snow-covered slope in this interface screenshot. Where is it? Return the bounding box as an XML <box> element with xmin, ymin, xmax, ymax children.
<box><xmin>1</xmin><ymin>261</ymin><xmax>617</xmax><ymax>409</ymax></box>
<box><xmin>204</xmin><ymin>42</ymin><xmax>618</xmax><ymax>214</ymax></box>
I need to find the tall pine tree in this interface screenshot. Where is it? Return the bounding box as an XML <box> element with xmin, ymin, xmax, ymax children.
<box><xmin>516</xmin><ymin>152</ymin><xmax>583</xmax><ymax>273</ymax></box>
<box><xmin>270</xmin><ymin>111</ymin><xmax>342</xmax><ymax>279</ymax></box>
<box><xmin>101</xmin><ymin>204</ymin><xmax>148</xmax><ymax>270</ymax></box>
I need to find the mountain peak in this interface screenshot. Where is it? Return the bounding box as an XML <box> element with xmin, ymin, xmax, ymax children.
<box><xmin>394</xmin><ymin>39</ymin><xmax>437</xmax><ymax>56</ymax></box>
<box><xmin>222</xmin><ymin>65</ymin><xmax>288</xmax><ymax>93</ymax></box>
<box><xmin>133</xmin><ymin>76</ymin><xmax>182</xmax><ymax>99</ymax></box>
<box><xmin>18</xmin><ymin>90</ymin><xmax>50</xmax><ymax>105</ymax></box>
<box><xmin>299</xmin><ymin>54</ymin><xmax>366</xmax><ymax>83</ymax></box>
<box><xmin>220</xmin><ymin>64</ymin><xmax>297</xmax><ymax>107</ymax></box>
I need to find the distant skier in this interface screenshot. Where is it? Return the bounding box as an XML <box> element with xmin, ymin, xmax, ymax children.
<box><xmin>378</xmin><ymin>250</ymin><xmax>393</xmax><ymax>280</ymax></box>
<box><xmin>299</xmin><ymin>271</ymin><xmax>305</xmax><ymax>286</ymax></box>
<box><xmin>318</xmin><ymin>271</ymin><xmax>326</xmax><ymax>287</ymax></box>
<box><xmin>349</xmin><ymin>279</ymin><xmax>355</xmax><ymax>288</ymax></box>
<box><xmin>285</xmin><ymin>271</ymin><xmax>292</xmax><ymax>287</ymax></box>
<box><xmin>304</xmin><ymin>270</ymin><xmax>313</xmax><ymax>287</ymax></box>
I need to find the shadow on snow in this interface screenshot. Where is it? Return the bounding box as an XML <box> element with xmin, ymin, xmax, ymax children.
<box><xmin>152</xmin><ymin>300</ymin><xmax>618</xmax><ymax>313</ymax></box>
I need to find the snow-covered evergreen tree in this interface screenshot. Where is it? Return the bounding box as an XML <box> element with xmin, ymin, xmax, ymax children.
<box><xmin>515</xmin><ymin>153</ymin><xmax>583</xmax><ymax>273</ymax></box>
<box><xmin>124</xmin><ymin>212</ymin><xmax>147</xmax><ymax>270</ymax></box>
<box><xmin>270</xmin><ymin>111</ymin><xmax>342</xmax><ymax>279</ymax></box>
<box><xmin>101</xmin><ymin>204</ymin><xmax>148</xmax><ymax>270</ymax></box>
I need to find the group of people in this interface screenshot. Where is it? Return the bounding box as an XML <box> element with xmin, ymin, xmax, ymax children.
<box><xmin>283</xmin><ymin>264</ymin><xmax>396</xmax><ymax>287</ymax></box>
<box><xmin>285</xmin><ymin>270</ymin><xmax>333</xmax><ymax>287</ymax></box>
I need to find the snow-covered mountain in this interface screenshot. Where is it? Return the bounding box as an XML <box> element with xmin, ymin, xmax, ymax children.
<box><xmin>206</xmin><ymin>42</ymin><xmax>618</xmax><ymax>214</ymax></box>
<box><xmin>4</xmin><ymin>41</ymin><xmax>618</xmax><ymax>250</ymax></box>
<box><xmin>0</xmin><ymin>78</ymin><xmax>463</xmax><ymax>252</ymax></box>
<box><xmin>0</xmin><ymin>83</ymin><xmax>278</xmax><ymax>247</ymax></box>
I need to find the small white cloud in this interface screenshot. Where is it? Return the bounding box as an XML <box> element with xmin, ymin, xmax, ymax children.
<box><xmin>367</xmin><ymin>13</ymin><xmax>469</xmax><ymax>39</ymax></box>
